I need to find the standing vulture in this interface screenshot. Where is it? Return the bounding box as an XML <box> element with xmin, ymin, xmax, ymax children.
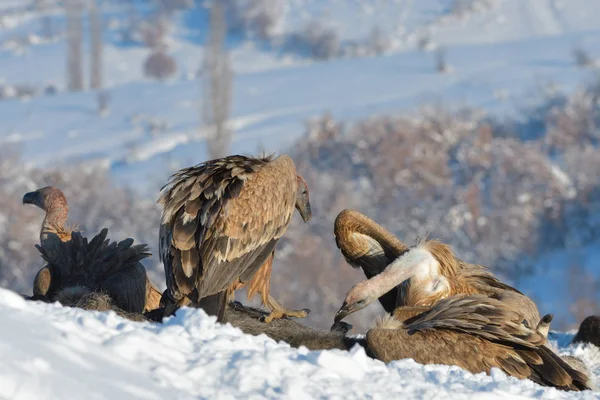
<box><xmin>363</xmin><ymin>294</ymin><xmax>590</xmax><ymax>391</ymax></box>
<box><xmin>23</xmin><ymin>186</ymin><xmax>162</xmax><ymax>313</ymax></box>
<box><xmin>157</xmin><ymin>154</ymin><xmax>312</xmax><ymax>323</ymax></box>
<box><xmin>334</xmin><ymin>209</ymin><xmax>540</xmax><ymax>328</ymax></box>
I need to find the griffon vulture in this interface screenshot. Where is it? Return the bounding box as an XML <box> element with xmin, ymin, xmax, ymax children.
<box><xmin>572</xmin><ymin>315</ymin><xmax>600</xmax><ymax>348</ymax></box>
<box><xmin>23</xmin><ymin>186</ymin><xmax>162</xmax><ymax>312</ymax></box>
<box><xmin>334</xmin><ymin>209</ymin><xmax>540</xmax><ymax>328</ymax></box>
<box><xmin>157</xmin><ymin>154</ymin><xmax>312</xmax><ymax>323</ymax></box>
<box><xmin>363</xmin><ymin>294</ymin><xmax>590</xmax><ymax>391</ymax></box>
<box><xmin>33</xmin><ymin>228</ymin><xmax>151</xmax><ymax>314</ymax></box>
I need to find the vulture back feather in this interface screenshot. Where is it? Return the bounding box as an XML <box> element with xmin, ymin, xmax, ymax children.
<box><xmin>367</xmin><ymin>295</ymin><xmax>590</xmax><ymax>391</ymax></box>
<box><xmin>158</xmin><ymin>154</ymin><xmax>310</xmax><ymax>320</ymax></box>
<box><xmin>35</xmin><ymin>229</ymin><xmax>151</xmax><ymax>313</ymax></box>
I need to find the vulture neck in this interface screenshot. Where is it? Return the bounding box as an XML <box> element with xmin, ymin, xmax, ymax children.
<box><xmin>41</xmin><ymin>201</ymin><xmax>68</xmax><ymax>241</ymax></box>
<box><xmin>341</xmin><ymin>211</ymin><xmax>409</xmax><ymax>255</ymax></box>
<box><xmin>365</xmin><ymin>246</ymin><xmax>442</xmax><ymax>300</ymax></box>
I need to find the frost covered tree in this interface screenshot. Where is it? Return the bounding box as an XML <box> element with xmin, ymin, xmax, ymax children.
<box><xmin>226</xmin><ymin>0</ymin><xmax>285</xmax><ymax>41</ymax></box>
<box><xmin>202</xmin><ymin>2</ymin><xmax>233</xmax><ymax>159</ymax></box>
<box><xmin>65</xmin><ymin>0</ymin><xmax>84</xmax><ymax>91</ymax></box>
<box><xmin>89</xmin><ymin>0</ymin><xmax>104</xmax><ymax>90</ymax></box>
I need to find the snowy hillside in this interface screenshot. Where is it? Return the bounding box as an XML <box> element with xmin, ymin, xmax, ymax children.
<box><xmin>2</xmin><ymin>0</ymin><xmax>600</xmax><ymax>194</ymax></box>
<box><xmin>1</xmin><ymin>287</ymin><xmax>600</xmax><ymax>400</ymax></box>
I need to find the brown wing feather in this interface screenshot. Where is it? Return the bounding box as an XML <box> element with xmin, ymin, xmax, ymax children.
<box><xmin>159</xmin><ymin>154</ymin><xmax>297</xmax><ymax>302</ymax></box>
<box><xmin>368</xmin><ymin>295</ymin><xmax>590</xmax><ymax>391</ymax></box>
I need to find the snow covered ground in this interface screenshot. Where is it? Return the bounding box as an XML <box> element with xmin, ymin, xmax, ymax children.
<box><xmin>1</xmin><ymin>287</ymin><xmax>600</xmax><ymax>400</ymax></box>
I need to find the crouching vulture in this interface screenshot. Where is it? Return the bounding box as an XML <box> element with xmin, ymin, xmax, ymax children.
<box><xmin>23</xmin><ymin>186</ymin><xmax>162</xmax><ymax>313</ymax></box>
<box><xmin>157</xmin><ymin>154</ymin><xmax>312</xmax><ymax>323</ymax></box>
<box><xmin>334</xmin><ymin>209</ymin><xmax>540</xmax><ymax>328</ymax></box>
<box><xmin>361</xmin><ymin>294</ymin><xmax>590</xmax><ymax>391</ymax></box>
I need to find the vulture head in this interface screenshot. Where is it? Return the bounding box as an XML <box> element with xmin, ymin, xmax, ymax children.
<box><xmin>334</xmin><ymin>280</ymin><xmax>378</xmax><ymax>323</ymax></box>
<box><xmin>23</xmin><ymin>186</ymin><xmax>68</xmax><ymax>214</ymax></box>
<box><xmin>295</xmin><ymin>175</ymin><xmax>312</xmax><ymax>223</ymax></box>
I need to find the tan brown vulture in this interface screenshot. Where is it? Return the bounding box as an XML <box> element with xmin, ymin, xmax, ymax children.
<box><xmin>23</xmin><ymin>186</ymin><xmax>162</xmax><ymax>313</ymax></box>
<box><xmin>333</xmin><ymin>209</ymin><xmax>540</xmax><ymax>328</ymax></box>
<box><xmin>157</xmin><ymin>154</ymin><xmax>312</xmax><ymax>323</ymax></box>
<box><xmin>364</xmin><ymin>294</ymin><xmax>590</xmax><ymax>391</ymax></box>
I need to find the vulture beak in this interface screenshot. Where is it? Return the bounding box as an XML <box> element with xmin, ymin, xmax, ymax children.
<box><xmin>334</xmin><ymin>301</ymin><xmax>355</xmax><ymax>323</ymax></box>
<box><xmin>22</xmin><ymin>191</ymin><xmax>38</xmax><ymax>205</ymax></box>
<box><xmin>297</xmin><ymin>201</ymin><xmax>312</xmax><ymax>223</ymax></box>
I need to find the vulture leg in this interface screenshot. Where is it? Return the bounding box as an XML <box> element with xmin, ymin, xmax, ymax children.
<box><xmin>144</xmin><ymin>277</ymin><xmax>163</xmax><ymax>312</ymax></box>
<box><xmin>197</xmin><ymin>291</ymin><xmax>227</xmax><ymax>322</ymax></box>
<box><xmin>245</xmin><ymin>250</ymin><xmax>310</xmax><ymax>323</ymax></box>
<box><xmin>33</xmin><ymin>266</ymin><xmax>52</xmax><ymax>297</ymax></box>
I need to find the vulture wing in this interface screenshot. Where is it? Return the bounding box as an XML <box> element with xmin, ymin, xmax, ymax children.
<box><xmin>401</xmin><ymin>294</ymin><xmax>543</xmax><ymax>346</ymax></box>
<box><xmin>35</xmin><ymin>229</ymin><xmax>151</xmax><ymax>313</ymax></box>
<box><xmin>397</xmin><ymin>294</ymin><xmax>590</xmax><ymax>391</ymax></box>
<box><xmin>158</xmin><ymin>154</ymin><xmax>297</xmax><ymax>304</ymax></box>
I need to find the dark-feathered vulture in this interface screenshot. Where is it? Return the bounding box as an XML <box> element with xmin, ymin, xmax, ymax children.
<box><xmin>157</xmin><ymin>154</ymin><xmax>311</xmax><ymax>322</ymax></box>
<box><xmin>34</xmin><ymin>229</ymin><xmax>151</xmax><ymax>314</ymax></box>
<box><xmin>23</xmin><ymin>186</ymin><xmax>161</xmax><ymax>313</ymax></box>
<box><xmin>365</xmin><ymin>295</ymin><xmax>590</xmax><ymax>391</ymax></box>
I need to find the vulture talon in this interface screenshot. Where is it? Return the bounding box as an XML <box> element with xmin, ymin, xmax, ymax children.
<box><xmin>261</xmin><ymin>307</ymin><xmax>311</xmax><ymax>324</ymax></box>
<box><xmin>230</xmin><ymin>300</ymin><xmax>245</xmax><ymax>309</ymax></box>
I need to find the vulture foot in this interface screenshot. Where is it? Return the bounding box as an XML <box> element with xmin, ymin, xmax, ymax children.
<box><xmin>260</xmin><ymin>294</ymin><xmax>310</xmax><ymax>323</ymax></box>
<box><xmin>144</xmin><ymin>298</ymin><xmax>181</xmax><ymax>323</ymax></box>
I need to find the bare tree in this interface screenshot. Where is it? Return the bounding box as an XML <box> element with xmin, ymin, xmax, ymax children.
<box><xmin>35</xmin><ymin>0</ymin><xmax>54</xmax><ymax>39</ymax></box>
<box><xmin>65</xmin><ymin>0</ymin><xmax>84</xmax><ymax>91</ymax></box>
<box><xmin>96</xmin><ymin>90</ymin><xmax>110</xmax><ymax>116</ymax></box>
<box><xmin>436</xmin><ymin>46</ymin><xmax>451</xmax><ymax>74</ymax></box>
<box><xmin>202</xmin><ymin>2</ymin><xmax>233</xmax><ymax>159</ymax></box>
<box><xmin>89</xmin><ymin>0</ymin><xmax>104</xmax><ymax>90</ymax></box>
<box><xmin>144</xmin><ymin>49</ymin><xmax>177</xmax><ymax>80</ymax></box>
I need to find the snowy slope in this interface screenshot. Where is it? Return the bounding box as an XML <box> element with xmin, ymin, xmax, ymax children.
<box><xmin>2</xmin><ymin>0</ymin><xmax>600</xmax><ymax>195</ymax></box>
<box><xmin>4</xmin><ymin>29</ymin><xmax>600</xmax><ymax>195</ymax></box>
<box><xmin>1</xmin><ymin>287</ymin><xmax>600</xmax><ymax>400</ymax></box>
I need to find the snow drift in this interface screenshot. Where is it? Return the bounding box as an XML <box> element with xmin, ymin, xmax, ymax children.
<box><xmin>1</xmin><ymin>287</ymin><xmax>599</xmax><ymax>400</ymax></box>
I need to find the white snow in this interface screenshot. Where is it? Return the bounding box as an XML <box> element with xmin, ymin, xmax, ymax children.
<box><xmin>1</xmin><ymin>287</ymin><xmax>599</xmax><ymax>400</ymax></box>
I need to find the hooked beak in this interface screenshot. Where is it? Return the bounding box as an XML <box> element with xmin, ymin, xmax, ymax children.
<box><xmin>297</xmin><ymin>202</ymin><xmax>312</xmax><ymax>223</ymax></box>
<box><xmin>22</xmin><ymin>191</ymin><xmax>37</xmax><ymax>205</ymax></box>
<box><xmin>334</xmin><ymin>301</ymin><xmax>358</xmax><ymax>323</ymax></box>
